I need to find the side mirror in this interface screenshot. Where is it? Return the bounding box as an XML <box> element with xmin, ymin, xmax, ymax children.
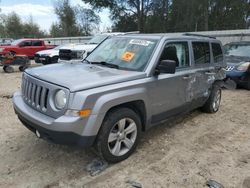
<box><xmin>156</xmin><ymin>60</ymin><xmax>176</xmax><ymax>75</ymax></box>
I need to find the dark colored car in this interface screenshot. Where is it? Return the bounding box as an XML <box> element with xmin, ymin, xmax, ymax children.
<box><xmin>224</xmin><ymin>42</ymin><xmax>250</xmax><ymax>90</ymax></box>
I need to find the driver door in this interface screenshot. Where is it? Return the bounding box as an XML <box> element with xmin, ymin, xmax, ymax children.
<box><xmin>149</xmin><ymin>41</ymin><xmax>193</xmax><ymax>124</ymax></box>
<box><xmin>19</xmin><ymin>40</ymin><xmax>32</xmax><ymax>55</ymax></box>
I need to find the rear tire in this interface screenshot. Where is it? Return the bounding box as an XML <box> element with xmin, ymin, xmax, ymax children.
<box><xmin>95</xmin><ymin>108</ymin><xmax>141</xmax><ymax>163</ymax></box>
<box><xmin>201</xmin><ymin>84</ymin><xmax>222</xmax><ymax>113</ymax></box>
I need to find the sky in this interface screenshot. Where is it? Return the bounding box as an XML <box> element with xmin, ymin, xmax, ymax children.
<box><xmin>0</xmin><ymin>0</ymin><xmax>112</xmax><ymax>34</ymax></box>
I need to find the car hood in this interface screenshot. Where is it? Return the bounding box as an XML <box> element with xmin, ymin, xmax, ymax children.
<box><xmin>36</xmin><ymin>49</ymin><xmax>59</xmax><ymax>56</ymax></box>
<box><xmin>60</xmin><ymin>44</ymin><xmax>97</xmax><ymax>51</ymax></box>
<box><xmin>25</xmin><ymin>63</ymin><xmax>146</xmax><ymax>92</ymax></box>
<box><xmin>225</xmin><ymin>55</ymin><xmax>250</xmax><ymax>65</ymax></box>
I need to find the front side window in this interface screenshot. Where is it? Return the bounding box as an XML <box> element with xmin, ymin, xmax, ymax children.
<box><xmin>212</xmin><ymin>43</ymin><xmax>223</xmax><ymax>63</ymax></box>
<box><xmin>20</xmin><ymin>41</ymin><xmax>31</xmax><ymax>47</ymax></box>
<box><xmin>192</xmin><ymin>42</ymin><xmax>210</xmax><ymax>64</ymax></box>
<box><xmin>160</xmin><ymin>42</ymin><xmax>189</xmax><ymax>68</ymax></box>
<box><xmin>86</xmin><ymin>37</ymin><xmax>158</xmax><ymax>71</ymax></box>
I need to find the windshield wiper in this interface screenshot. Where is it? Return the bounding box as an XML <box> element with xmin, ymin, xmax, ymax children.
<box><xmin>83</xmin><ymin>59</ymin><xmax>91</xmax><ymax>64</ymax></box>
<box><xmin>88</xmin><ymin>42</ymin><xmax>98</xmax><ymax>45</ymax></box>
<box><xmin>90</xmin><ymin>61</ymin><xmax>120</xmax><ymax>69</ymax></box>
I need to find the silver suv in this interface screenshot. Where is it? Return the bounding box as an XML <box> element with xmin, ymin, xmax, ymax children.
<box><xmin>13</xmin><ymin>33</ymin><xmax>226</xmax><ymax>163</ymax></box>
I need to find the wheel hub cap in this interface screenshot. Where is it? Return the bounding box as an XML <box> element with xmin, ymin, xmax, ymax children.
<box><xmin>108</xmin><ymin>118</ymin><xmax>137</xmax><ymax>156</ymax></box>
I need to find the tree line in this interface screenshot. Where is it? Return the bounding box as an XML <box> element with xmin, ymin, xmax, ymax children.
<box><xmin>83</xmin><ymin>0</ymin><xmax>250</xmax><ymax>33</ymax></box>
<box><xmin>0</xmin><ymin>0</ymin><xmax>100</xmax><ymax>39</ymax></box>
<box><xmin>0</xmin><ymin>0</ymin><xmax>249</xmax><ymax>39</ymax></box>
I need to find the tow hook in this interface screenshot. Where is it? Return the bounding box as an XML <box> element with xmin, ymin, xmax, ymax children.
<box><xmin>35</xmin><ymin>130</ymin><xmax>41</xmax><ymax>138</ymax></box>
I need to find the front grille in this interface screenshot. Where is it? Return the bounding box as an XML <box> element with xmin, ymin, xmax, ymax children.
<box><xmin>59</xmin><ymin>49</ymin><xmax>84</xmax><ymax>60</ymax></box>
<box><xmin>22</xmin><ymin>76</ymin><xmax>49</xmax><ymax>112</ymax></box>
<box><xmin>59</xmin><ymin>49</ymin><xmax>72</xmax><ymax>60</ymax></box>
<box><xmin>21</xmin><ymin>73</ymin><xmax>69</xmax><ymax>118</ymax></box>
<box><xmin>226</xmin><ymin>66</ymin><xmax>234</xmax><ymax>71</ymax></box>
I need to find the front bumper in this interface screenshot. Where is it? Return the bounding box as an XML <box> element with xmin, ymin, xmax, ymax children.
<box><xmin>34</xmin><ymin>55</ymin><xmax>57</xmax><ymax>64</ymax></box>
<box><xmin>225</xmin><ymin>70</ymin><xmax>249</xmax><ymax>86</ymax></box>
<box><xmin>13</xmin><ymin>91</ymin><xmax>96</xmax><ymax>147</ymax></box>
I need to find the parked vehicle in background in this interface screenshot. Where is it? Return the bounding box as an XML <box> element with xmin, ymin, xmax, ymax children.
<box><xmin>35</xmin><ymin>44</ymin><xmax>75</xmax><ymax>65</ymax></box>
<box><xmin>13</xmin><ymin>33</ymin><xmax>226</xmax><ymax>163</ymax></box>
<box><xmin>0</xmin><ymin>39</ymin><xmax>56</xmax><ymax>59</ymax></box>
<box><xmin>224</xmin><ymin>41</ymin><xmax>250</xmax><ymax>90</ymax></box>
<box><xmin>0</xmin><ymin>38</ymin><xmax>13</xmax><ymax>46</ymax></box>
<box><xmin>59</xmin><ymin>33</ymin><xmax>125</xmax><ymax>61</ymax></box>
<box><xmin>2</xmin><ymin>54</ymin><xmax>30</xmax><ymax>73</ymax></box>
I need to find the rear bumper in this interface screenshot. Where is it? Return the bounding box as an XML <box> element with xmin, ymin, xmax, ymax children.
<box><xmin>13</xmin><ymin>91</ymin><xmax>96</xmax><ymax>147</ymax></box>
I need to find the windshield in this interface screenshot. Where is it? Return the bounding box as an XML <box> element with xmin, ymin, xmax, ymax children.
<box><xmin>86</xmin><ymin>37</ymin><xmax>158</xmax><ymax>71</ymax></box>
<box><xmin>87</xmin><ymin>35</ymin><xmax>108</xmax><ymax>44</ymax></box>
<box><xmin>11</xmin><ymin>39</ymin><xmax>25</xmax><ymax>46</ymax></box>
<box><xmin>224</xmin><ymin>43</ymin><xmax>250</xmax><ymax>58</ymax></box>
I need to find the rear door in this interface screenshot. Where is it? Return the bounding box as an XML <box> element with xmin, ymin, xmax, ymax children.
<box><xmin>18</xmin><ymin>40</ymin><xmax>32</xmax><ymax>55</ymax></box>
<box><xmin>30</xmin><ymin>40</ymin><xmax>44</xmax><ymax>56</ymax></box>
<box><xmin>190</xmin><ymin>41</ymin><xmax>215</xmax><ymax>100</ymax></box>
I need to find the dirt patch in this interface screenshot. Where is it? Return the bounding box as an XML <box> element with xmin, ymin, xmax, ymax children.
<box><xmin>0</xmin><ymin>70</ymin><xmax>250</xmax><ymax>188</ymax></box>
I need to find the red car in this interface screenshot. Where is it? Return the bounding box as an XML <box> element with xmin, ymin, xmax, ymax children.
<box><xmin>0</xmin><ymin>39</ymin><xmax>56</xmax><ymax>59</ymax></box>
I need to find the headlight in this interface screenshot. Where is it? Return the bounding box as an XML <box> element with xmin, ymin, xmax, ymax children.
<box><xmin>54</xmin><ymin>90</ymin><xmax>67</xmax><ymax>109</ymax></box>
<box><xmin>0</xmin><ymin>48</ymin><xmax>5</xmax><ymax>52</ymax></box>
<box><xmin>42</xmin><ymin>54</ymin><xmax>51</xmax><ymax>56</ymax></box>
<box><xmin>237</xmin><ymin>62</ymin><xmax>250</xmax><ymax>71</ymax></box>
<box><xmin>76</xmin><ymin>50</ymin><xmax>85</xmax><ymax>59</ymax></box>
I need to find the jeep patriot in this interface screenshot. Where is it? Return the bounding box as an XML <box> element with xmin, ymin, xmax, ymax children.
<box><xmin>13</xmin><ymin>33</ymin><xmax>226</xmax><ymax>163</ymax></box>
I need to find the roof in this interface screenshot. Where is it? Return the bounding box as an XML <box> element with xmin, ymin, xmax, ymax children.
<box><xmin>19</xmin><ymin>38</ymin><xmax>42</xmax><ymax>41</ymax></box>
<box><xmin>118</xmin><ymin>33</ymin><xmax>220</xmax><ymax>41</ymax></box>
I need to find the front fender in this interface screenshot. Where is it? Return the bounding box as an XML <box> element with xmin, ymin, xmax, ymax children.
<box><xmin>80</xmin><ymin>87</ymin><xmax>149</xmax><ymax>136</ymax></box>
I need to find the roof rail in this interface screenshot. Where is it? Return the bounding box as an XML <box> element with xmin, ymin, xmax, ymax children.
<box><xmin>183</xmin><ymin>33</ymin><xmax>216</xmax><ymax>39</ymax></box>
<box><xmin>124</xmin><ymin>31</ymin><xmax>140</xmax><ymax>35</ymax></box>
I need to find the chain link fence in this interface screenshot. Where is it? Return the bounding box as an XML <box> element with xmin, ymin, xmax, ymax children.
<box><xmin>42</xmin><ymin>29</ymin><xmax>250</xmax><ymax>46</ymax></box>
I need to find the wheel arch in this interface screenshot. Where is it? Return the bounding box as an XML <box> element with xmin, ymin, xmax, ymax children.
<box><xmin>104</xmin><ymin>100</ymin><xmax>147</xmax><ymax>132</ymax></box>
<box><xmin>83</xmin><ymin>88</ymin><xmax>149</xmax><ymax>137</ymax></box>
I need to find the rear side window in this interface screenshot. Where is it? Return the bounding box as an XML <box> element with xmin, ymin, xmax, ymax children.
<box><xmin>212</xmin><ymin>43</ymin><xmax>223</xmax><ymax>63</ymax></box>
<box><xmin>32</xmin><ymin>41</ymin><xmax>42</xmax><ymax>46</ymax></box>
<box><xmin>192</xmin><ymin>42</ymin><xmax>210</xmax><ymax>64</ymax></box>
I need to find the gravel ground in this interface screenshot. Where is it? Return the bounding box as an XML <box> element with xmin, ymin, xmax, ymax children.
<box><xmin>0</xmin><ymin>67</ymin><xmax>250</xmax><ymax>188</ymax></box>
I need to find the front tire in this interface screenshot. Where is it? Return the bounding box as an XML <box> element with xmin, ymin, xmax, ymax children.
<box><xmin>96</xmin><ymin>108</ymin><xmax>141</xmax><ymax>163</ymax></box>
<box><xmin>19</xmin><ymin>66</ymin><xmax>27</xmax><ymax>72</ymax></box>
<box><xmin>3</xmin><ymin>65</ymin><xmax>14</xmax><ymax>73</ymax></box>
<box><xmin>201</xmin><ymin>84</ymin><xmax>222</xmax><ymax>113</ymax></box>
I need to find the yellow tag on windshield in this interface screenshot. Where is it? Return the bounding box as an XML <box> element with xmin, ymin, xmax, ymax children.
<box><xmin>121</xmin><ymin>51</ymin><xmax>135</xmax><ymax>62</ymax></box>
